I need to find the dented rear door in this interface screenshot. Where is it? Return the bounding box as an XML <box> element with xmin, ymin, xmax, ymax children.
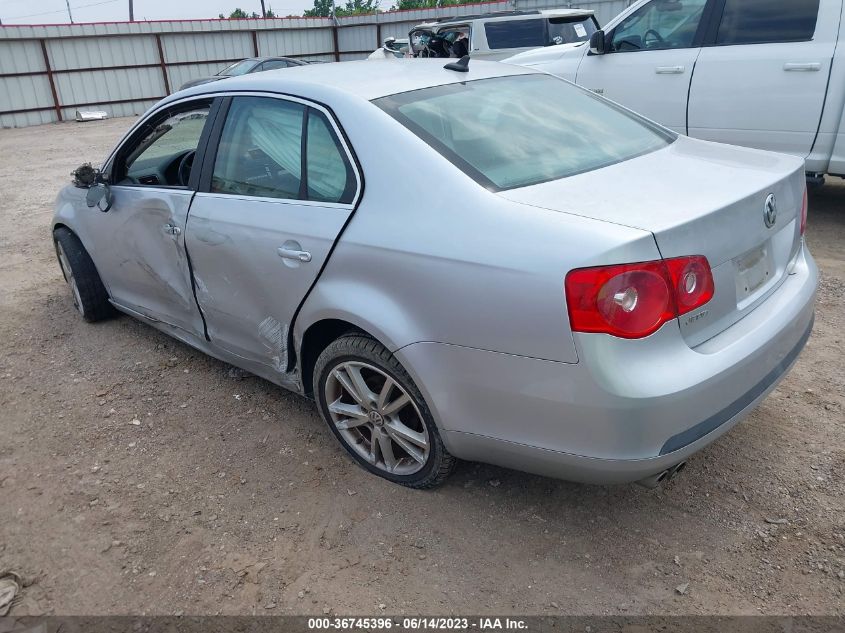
<box><xmin>185</xmin><ymin>95</ymin><xmax>361</xmax><ymax>373</ymax></box>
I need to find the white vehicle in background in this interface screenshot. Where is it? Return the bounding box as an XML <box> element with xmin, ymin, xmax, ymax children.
<box><xmin>369</xmin><ymin>9</ymin><xmax>599</xmax><ymax>62</ymax></box>
<box><xmin>368</xmin><ymin>37</ymin><xmax>411</xmax><ymax>60</ymax></box>
<box><xmin>505</xmin><ymin>0</ymin><xmax>845</xmax><ymax>183</ymax></box>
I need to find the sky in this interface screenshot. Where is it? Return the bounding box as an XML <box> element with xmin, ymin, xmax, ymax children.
<box><xmin>0</xmin><ymin>0</ymin><xmax>319</xmax><ymax>24</ymax></box>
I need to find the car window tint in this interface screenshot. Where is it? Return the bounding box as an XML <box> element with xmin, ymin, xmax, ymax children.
<box><xmin>260</xmin><ymin>59</ymin><xmax>290</xmax><ymax>71</ymax></box>
<box><xmin>376</xmin><ymin>74</ymin><xmax>674</xmax><ymax>191</ymax></box>
<box><xmin>211</xmin><ymin>97</ymin><xmax>304</xmax><ymax>200</ymax></box>
<box><xmin>611</xmin><ymin>0</ymin><xmax>707</xmax><ymax>52</ymax></box>
<box><xmin>124</xmin><ymin>107</ymin><xmax>209</xmax><ymax>186</ymax></box>
<box><xmin>716</xmin><ymin>0</ymin><xmax>819</xmax><ymax>45</ymax></box>
<box><xmin>306</xmin><ymin>110</ymin><xmax>356</xmax><ymax>204</ymax></box>
<box><xmin>485</xmin><ymin>19</ymin><xmax>546</xmax><ymax>49</ymax></box>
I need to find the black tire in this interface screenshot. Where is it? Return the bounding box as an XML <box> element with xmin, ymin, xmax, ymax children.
<box><xmin>313</xmin><ymin>335</ymin><xmax>456</xmax><ymax>489</ymax></box>
<box><xmin>53</xmin><ymin>227</ymin><xmax>115</xmax><ymax>323</ymax></box>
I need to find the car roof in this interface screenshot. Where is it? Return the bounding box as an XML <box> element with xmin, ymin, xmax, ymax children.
<box><xmin>415</xmin><ymin>8</ymin><xmax>593</xmax><ymax>28</ymax></box>
<box><xmin>173</xmin><ymin>58</ymin><xmax>540</xmax><ymax>103</ymax></box>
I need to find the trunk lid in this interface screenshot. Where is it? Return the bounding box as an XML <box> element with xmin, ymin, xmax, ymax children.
<box><xmin>500</xmin><ymin>136</ymin><xmax>806</xmax><ymax>347</ymax></box>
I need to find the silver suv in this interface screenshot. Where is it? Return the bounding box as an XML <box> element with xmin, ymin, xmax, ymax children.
<box><xmin>370</xmin><ymin>9</ymin><xmax>599</xmax><ymax>61</ymax></box>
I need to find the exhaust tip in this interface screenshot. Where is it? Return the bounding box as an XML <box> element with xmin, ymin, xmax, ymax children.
<box><xmin>636</xmin><ymin>461</ymin><xmax>687</xmax><ymax>489</ymax></box>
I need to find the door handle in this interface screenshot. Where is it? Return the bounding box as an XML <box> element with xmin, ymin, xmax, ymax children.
<box><xmin>784</xmin><ymin>62</ymin><xmax>821</xmax><ymax>72</ymax></box>
<box><xmin>655</xmin><ymin>66</ymin><xmax>685</xmax><ymax>74</ymax></box>
<box><xmin>163</xmin><ymin>223</ymin><xmax>181</xmax><ymax>236</ymax></box>
<box><xmin>277</xmin><ymin>247</ymin><xmax>312</xmax><ymax>263</ymax></box>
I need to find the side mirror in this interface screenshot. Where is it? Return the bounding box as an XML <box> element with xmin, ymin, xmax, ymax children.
<box><xmin>86</xmin><ymin>182</ymin><xmax>113</xmax><ymax>213</ymax></box>
<box><xmin>72</xmin><ymin>162</ymin><xmax>98</xmax><ymax>187</ymax></box>
<box><xmin>589</xmin><ymin>30</ymin><xmax>606</xmax><ymax>55</ymax></box>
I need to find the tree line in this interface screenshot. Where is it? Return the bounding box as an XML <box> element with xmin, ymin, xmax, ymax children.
<box><xmin>220</xmin><ymin>0</ymin><xmax>481</xmax><ymax>20</ymax></box>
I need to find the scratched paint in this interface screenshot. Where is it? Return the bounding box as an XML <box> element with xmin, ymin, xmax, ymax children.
<box><xmin>258</xmin><ymin>316</ymin><xmax>288</xmax><ymax>373</ymax></box>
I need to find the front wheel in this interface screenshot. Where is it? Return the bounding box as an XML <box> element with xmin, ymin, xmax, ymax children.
<box><xmin>313</xmin><ymin>335</ymin><xmax>456</xmax><ymax>489</ymax></box>
<box><xmin>53</xmin><ymin>227</ymin><xmax>114</xmax><ymax>322</ymax></box>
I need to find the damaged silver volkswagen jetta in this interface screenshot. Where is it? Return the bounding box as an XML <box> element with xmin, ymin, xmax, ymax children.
<box><xmin>52</xmin><ymin>59</ymin><xmax>817</xmax><ymax>489</ymax></box>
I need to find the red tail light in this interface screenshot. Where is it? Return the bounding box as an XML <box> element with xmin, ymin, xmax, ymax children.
<box><xmin>800</xmin><ymin>186</ymin><xmax>808</xmax><ymax>235</ymax></box>
<box><xmin>565</xmin><ymin>256</ymin><xmax>714</xmax><ymax>339</ymax></box>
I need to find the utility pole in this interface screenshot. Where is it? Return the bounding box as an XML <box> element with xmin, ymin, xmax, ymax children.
<box><xmin>260</xmin><ymin>0</ymin><xmax>266</xmax><ymax>17</ymax></box>
<box><xmin>65</xmin><ymin>0</ymin><xmax>74</xmax><ymax>23</ymax></box>
<box><xmin>129</xmin><ymin>0</ymin><xmax>135</xmax><ymax>21</ymax></box>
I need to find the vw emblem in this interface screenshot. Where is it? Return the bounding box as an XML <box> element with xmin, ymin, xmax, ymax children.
<box><xmin>764</xmin><ymin>194</ymin><xmax>777</xmax><ymax>228</ymax></box>
<box><xmin>368</xmin><ymin>410</ymin><xmax>384</xmax><ymax>426</ymax></box>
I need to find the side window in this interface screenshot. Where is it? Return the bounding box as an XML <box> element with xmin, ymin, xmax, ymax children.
<box><xmin>611</xmin><ymin>0</ymin><xmax>708</xmax><ymax>52</ymax></box>
<box><xmin>306</xmin><ymin>110</ymin><xmax>356</xmax><ymax>204</ymax></box>
<box><xmin>120</xmin><ymin>105</ymin><xmax>210</xmax><ymax>187</ymax></box>
<box><xmin>485</xmin><ymin>19</ymin><xmax>546</xmax><ymax>49</ymax></box>
<box><xmin>716</xmin><ymin>0</ymin><xmax>819</xmax><ymax>45</ymax></box>
<box><xmin>260</xmin><ymin>59</ymin><xmax>290</xmax><ymax>71</ymax></box>
<box><xmin>547</xmin><ymin>17</ymin><xmax>597</xmax><ymax>45</ymax></box>
<box><xmin>211</xmin><ymin>97</ymin><xmax>305</xmax><ymax>200</ymax></box>
<box><xmin>210</xmin><ymin>96</ymin><xmax>356</xmax><ymax>204</ymax></box>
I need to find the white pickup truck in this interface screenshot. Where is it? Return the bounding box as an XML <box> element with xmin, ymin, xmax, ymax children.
<box><xmin>506</xmin><ymin>0</ymin><xmax>845</xmax><ymax>182</ymax></box>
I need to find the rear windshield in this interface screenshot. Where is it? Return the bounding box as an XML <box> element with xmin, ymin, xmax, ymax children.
<box><xmin>374</xmin><ymin>74</ymin><xmax>674</xmax><ymax>191</ymax></box>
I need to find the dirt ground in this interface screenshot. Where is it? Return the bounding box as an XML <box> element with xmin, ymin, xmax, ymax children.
<box><xmin>0</xmin><ymin>117</ymin><xmax>843</xmax><ymax>617</ymax></box>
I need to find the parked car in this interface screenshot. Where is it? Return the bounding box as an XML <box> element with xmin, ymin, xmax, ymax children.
<box><xmin>55</xmin><ymin>60</ymin><xmax>816</xmax><ymax>489</ymax></box>
<box><xmin>505</xmin><ymin>0</ymin><xmax>845</xmax><ymax>183</ymax></box>
<box><xmin>368</xmin><ymin>9</ymin><xmax>599</xmax><ymax>62</ymax></box>
<box><xmin>178</xmin><ymin>56</ymin><xmax>311</xmax><ymax>90</ymax></box>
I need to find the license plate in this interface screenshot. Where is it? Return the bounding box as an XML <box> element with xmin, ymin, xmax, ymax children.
<box><xmin>734</xmin><ymin>244</ymin><xmax>772</xmax><ymax>301</ymax></box>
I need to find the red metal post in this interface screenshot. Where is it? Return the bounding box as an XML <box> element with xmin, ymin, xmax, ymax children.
<box><xmin>332</xmin><ymin>25</ymin><xmax>340</xmax><ymax>61</ymax></box>
<box><xmin>39</xmin><ymin>39</ymin><xmax>62</xmax><ymax>122</ymax></box>
<box><xmin>155</xmin><ymin>34</ymin><xmax>171</xmax><ymax>95</ymax></box>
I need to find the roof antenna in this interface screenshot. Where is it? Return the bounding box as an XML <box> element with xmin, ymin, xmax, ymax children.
<box><xmin>444</xmin><ymin>55</ymin><xmax>470</xmax><ymax>72</ymax></box>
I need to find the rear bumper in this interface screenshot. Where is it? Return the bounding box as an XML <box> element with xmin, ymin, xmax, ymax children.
<box><xmin>396</xmin><ymin>245</ymin><xmax>818</xmax><ymax>484</ymax></box>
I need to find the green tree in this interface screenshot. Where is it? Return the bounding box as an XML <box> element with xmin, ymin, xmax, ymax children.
<box><xmin>392</xmin><ymin>0</ymin><xmax>471</xmax><ymax>8</ymax></box>
<box><xmin>303</xmin><ymin>0</ymin><xmax>333</xmax><ymax>17</ymax></box>
<box><xmin>345</xmin><ymin>0</ymin><xmax>379</xmax><ymax>13</ymax></box>
<box><xmin>219</xmin><ymin>8</ymin><xmax>260</xmax><ymax>18</ymax></box>
<box><xmin>304</xmin><ymin>0</ymin><xmax>379</xmax><ymax>17</ymax></box>
<box><xmin>392</xmin><ymin>0</ymin><xmax>434</xmax><ymax>8</ymax></box>
<box><xmin>265</xmin><ymin>6</ymin><xmax>276</xmax><ymax>17</ymax></box>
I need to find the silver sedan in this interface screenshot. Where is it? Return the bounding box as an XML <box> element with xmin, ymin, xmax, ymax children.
<box><xmin>52</xmin><ymin>60</ymin><xmax>817</xmax><ymax>489</ymax></box>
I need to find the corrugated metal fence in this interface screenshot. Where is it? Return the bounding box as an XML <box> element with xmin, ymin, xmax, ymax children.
<box><xmin>0</xmin><ymin>0</ymin><xmax>632</xmax><ymax>128</ymax></box>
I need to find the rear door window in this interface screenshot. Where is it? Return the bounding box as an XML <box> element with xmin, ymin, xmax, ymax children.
<box><xmin>212</xmin><ymin>97</ymin><xmax>304</xmax><ymax>200</ymax></box>
<box><xmin>485</xmin><ymin>19</ymin><xmax>546</xmax><ymax>49</ymax></box>
<box><xmin>715</xmin><ymin>0</ymin><xmax>820</xmax><ymax>45</ymax></box>
<box><xmin>210</xmin><ymin>96</ymin><xmax>356</xmax><ymax>204</ymax></box>
<box><xmin>306</xmin><ymin>111</ymin><xmax>357</xmax><ymax>204</ymax></box>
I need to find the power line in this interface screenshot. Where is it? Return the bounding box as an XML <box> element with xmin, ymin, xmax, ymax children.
<box><xmin>3</xmin><ymin>0</ymin><xmax>120</xmax><ymax>22</ymax></box>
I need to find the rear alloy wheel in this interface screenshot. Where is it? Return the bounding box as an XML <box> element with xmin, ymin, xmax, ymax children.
<box><xmin>53</xmin><ymin>227</ymin><xmax>115</xmax><ymax>323</ymax></box>
<box><xmin>314</xmin><ymin>335</ymin><xmax>455</xmax><ymax>488</ymax></box>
